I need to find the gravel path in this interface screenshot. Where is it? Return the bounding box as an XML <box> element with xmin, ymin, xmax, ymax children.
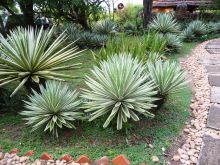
<box><xmin>171</xmin><ymin>39</ymin><xmax>220</xmax><ymax>165</ymax></box>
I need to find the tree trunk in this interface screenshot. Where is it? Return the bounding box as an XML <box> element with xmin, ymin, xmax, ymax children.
<box><xmin>0</xmin><ymin>16</ymin><xmax>6</xmax><ymax>37</ymax></box>
<box><xmin>19</xmin><ymin>0</ymin><xmax>34</xmax><ymax>27</ymax></box>
<box><xmin>143</xmin><ymin>0</ymin><xmax>153</xmax><ymax>29</ymax></box>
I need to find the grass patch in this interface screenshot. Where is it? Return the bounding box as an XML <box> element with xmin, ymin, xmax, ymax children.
<box><xmin>0</xmin><ymin>40</ymin><xmax>195</xmax><ymax>164</ymax></box>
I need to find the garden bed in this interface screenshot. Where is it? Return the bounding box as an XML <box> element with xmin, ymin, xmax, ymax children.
<box><xmin>0</xmin><ymin>43</ymin><xmax>195</xmax><ymax>165</ymax></box>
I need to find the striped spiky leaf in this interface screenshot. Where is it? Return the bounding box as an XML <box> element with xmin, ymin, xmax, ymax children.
<box><xmin>82</xmin><ymin>54</ymin><xmax>158</xmax><ymax>130</ymax></box>
<box><xmin>21</xmin><ymin>81</ymin><xmax>83</xmax><ymax>137</ymax></box>
<box><xmin>146</xmin><ymin>60</ymin><xmax>188</xmax><ymax>97</ymax></box>
<box><xmin>149</xmin><ymin>13</ymin><xmax>180</xmax><ymax>34</ymax></box>
<box><xmin>0</xmin><ymin>26</ymin><xmax>83</xmax><ymax>97</ymax></box>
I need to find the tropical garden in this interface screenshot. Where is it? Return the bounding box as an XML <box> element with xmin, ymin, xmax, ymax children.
<box><xmin>0</xmin><ymin>0</ymin><xmax>220</xmax><ymax>164</ymax></box>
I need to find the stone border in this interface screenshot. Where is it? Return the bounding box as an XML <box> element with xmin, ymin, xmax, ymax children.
<box><xmin>0</xmin><ymin>147</ymin><xmax>131</xmax><ymax>165</ymax></box>
<box><xmin>171</xmin><ymin>39</ymin><xmax>220</xmax><ymax>164</ymax></box>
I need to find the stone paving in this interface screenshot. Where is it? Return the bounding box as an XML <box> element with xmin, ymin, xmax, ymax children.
<box><xmin>198</xmin><ymin>40</ymin><xmax>220</xmax><ymax>165</ymax></box>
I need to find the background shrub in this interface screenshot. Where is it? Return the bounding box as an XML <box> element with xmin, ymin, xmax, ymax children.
<box><xmin>182</xmin><ymin>20</ymin><xmax>208</xmax><ymax>41</ymax></box>
<box><xmin>149</xmin><ymin>13</ymin><xmax>180</xmax><ymax>34</ymax></box>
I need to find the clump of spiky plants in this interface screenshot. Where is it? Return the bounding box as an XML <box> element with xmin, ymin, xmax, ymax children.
<box><xmin>0</xmin><ymin>26</ymin><xmax>83</xmax><ymax>96</ymax></box>
<box><xmin>182</xmin><ymin>20</ymin><xmax>208</xmax><ymax>41</ymax></box>
<box><xmin>208</xmin><ymin>22</ymin><xmax>220</xmax><ymax>33</ymax></box>
<box><xmin>149</xmin><ymin>13</ymin><xmax>180</xmax><ymax>34</ymax></box>
<box><xmin>146</xmin><ymin>60</ymin><xmax>188</xmax><ymax>98</ymax></box>
<box><xmin>21</xmin><ymin>81</ymin><xmax>83</xmax><ymax>137</ymax></box>
<box><xmin>82</xmin><ymin>54</ymin><xmax>158</xmax><ymax>130</ymax></box>
<box><xmin>163</xmin><ymin>33</ymin><xmax>183</xmax><ymax>52</ymax></box>
<box><xmin>93</xmin><ymin>19</ymin><xmax>117</xmax><ymax>35</ymax></box>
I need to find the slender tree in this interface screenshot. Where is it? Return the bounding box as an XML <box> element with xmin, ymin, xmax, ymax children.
<box><xmin>143</xmin><ymin>0</ymin><xmax>153</xmax><ymax>29</ymax></box>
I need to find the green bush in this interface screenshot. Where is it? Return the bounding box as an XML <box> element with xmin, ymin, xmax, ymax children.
<box><xmin>93</xmin><ymin>33</ymin><xmax>167</xmax><ymax>65</ymax></box>
<box><xmin>93</xmin><ymin>35</ymin><xmax>149</xmax><ymax>64</ymax></box>
<box><xmin>146</xmin><ymin>60</ymin><xmax>188</xmax><ymax>98</ymax></box>
<box><xmin>144</xmin><ymin>32</ymin><xmax>167</xmax><ymax>54</ymax></box>
<box><xmin>115</xmin><ymin>4</ymin><xmax>143</xmax><ymax>31</ymax></box>
<box><xmin>21</xmin><ymin>81</ymin><xmax>83</xmax><ymax>137</ymax></box>
<box><xmin>82</xmin><ymin>54</ymin><xmax>158</xmax><ymax>130</ymax></box>
<box><xmin>92</xmin><ymin>19</ymin><xmax>117</xmax><ymax>35</ymax></box>
<box><xmin>182</xmin><ymin>20</ymin><xmax>208</xmax><ymax>41</ymax></box>
<box><xmin>208</xmin><ymin>22</ymin><xmax>220</xmax><ymax>33</ymax></box>
<box><xmin>0</xmin><ymin>26</ymin><xmax>82</xmax><ymax>96</ymax></box>
<box><xmin>149</xmin><ymin>13</ymin><xmax>180</xmax><ymax>34</ymax></box>
<box><xmin>123</xmin><ymin>22</ymin><xmax>138</xmax><ymax>36</ymax></box>
<box><xmin>163</xmin><ymin>33</ymin><xmax>183</xmax><ymax>52</ymax></box>
<box><xmin>55</xmin><ymin>23</ymin><xmax>108</xmax><ymax>48</ymax></box>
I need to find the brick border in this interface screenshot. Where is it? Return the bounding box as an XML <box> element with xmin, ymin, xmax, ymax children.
<box><xmin>0</xmin><ymin>147</ymin><xmax>136</xmax><ymax>165</ymax></box>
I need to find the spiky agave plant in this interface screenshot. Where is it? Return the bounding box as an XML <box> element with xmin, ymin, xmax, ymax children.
<box><xmin>82</xmin><ymin>54</ymin><xmax>158</xmax><ymax>130</ymax></box>
<box><xmin>0</xmin><ymin>26</ymin><xmax>83</xmax><ymax>97</ymax></box>
<box><xmin>146</xmin><ymin>60</ymin><xmax>188</xmax><ymax>98</ymax></box>
<box><xmin>21</xmin><ymin>81</ymin><xmax>83</xmax><ymax>137</ymax></box>
<box><xmin>163</xmin><ymin>33</ymin><xmax>183</xmax><ymax>52</ymax></box>
<box><xmin>182</xmin><ymin>20</ymin><xmax>208</xmax><ymax>41</ymax></box>
<box><xmin>149</xmin><ymin>13</ymin><xmax>180</xmax><ymax>34</ymax></box>
<box><xmin>93</xmin><ymin>19</ymin><xmax>117</xmax><ymax>35</ymax></box>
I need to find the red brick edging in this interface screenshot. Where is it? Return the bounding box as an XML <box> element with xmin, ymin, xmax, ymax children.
<box><xmin>0</xmin><ymin>147</ymin><xmax>146</xmax><ymax>165</ymax></box>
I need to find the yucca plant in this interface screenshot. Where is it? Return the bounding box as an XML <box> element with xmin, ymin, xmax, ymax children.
<box><xmin>163</xmin><ymin>33</ymin><xmax>183</xmax><ymax>52</ymax></box>
<box><xmin>146</xmin><ymin>60</ymin><xmax>188</xmax><ymax>98</ymax></box>
<box><xmin>182</xmin><ymin>20</ymin><xmax>208</xmax><ymax>41</ymax></box>
<box><xmin>21</xmin><ymin>81</ymin><xmax>83</xmax><ymax>137</ymax></box>
<box><xmin>82</xmin><ymin>54</ymin><xmax>158</xmax><ymax>130</ymax></box>
<box><xmin>147</xmin><ymin>52</ymin><xmax>166</xmax><ymax>63</ymax></box>
<box><xmin>93</xmin><ymin>19</ymin><xmax>117</xmax><ymax>35</ymax></box>
<box><xmin>208</xmin><ymin>22</ymin><xmax>220</xmax><ymax>33</ymax></box>
<box><xmin>149</xmin><ymin>13</ymin><xmax>180</xmax><ymax>34</ymax></box>
<box><xmin>77</xmin><ymin>32</ymin><xmax>108</xmax><ymax>48</ymax></box>
<box><xmin>0</xmin><ymin>26</ymin><xmax>83</xmax><ymax>97</ymax></box>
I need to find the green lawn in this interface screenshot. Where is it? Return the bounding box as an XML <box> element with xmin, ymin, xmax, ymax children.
<box><xmin>0</xmin><ymin>42</ymin><xmax>196</xmax><ymax>164</ymax></box>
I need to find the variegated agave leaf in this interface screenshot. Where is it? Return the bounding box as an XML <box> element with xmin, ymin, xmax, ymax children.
<box><xmin>146</xmin><ymin>60</ymin><xmax>188</xmax><ymax>96</ymax></box>
<box><xmin>82</xmin><ymin>54</ymin><xmax>158</xmax><ymax>130</ymax></box>
<box><xmin>20</xmin><ymin>81</ymin><xmax>83</xmax><ymax>137</ymax></box>
<box><xmin>0</xmin><ymin>26</ymin><xmax>83</xmax><ymax>97</ymax></box>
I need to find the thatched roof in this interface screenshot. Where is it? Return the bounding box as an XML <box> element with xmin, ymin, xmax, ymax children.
<box><xmin>153</xmin><ymin>0</ymin><xmax>213</xmax><ymax>7</ymax></box>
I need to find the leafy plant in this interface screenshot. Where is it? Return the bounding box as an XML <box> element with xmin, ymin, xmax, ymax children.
<box><xmin>149</xmin><ymin>13</ymin><xmax>180</xmax><ymax>34</ymax></box>
<box><xmin>182</xmin><ymin>20</ymin><xmax>208</xmax><ymax>41</ymax></box>
<box><xmin>147</xmin><ymin>52</ymin><xmax>165</xmax><ymax>63</ymax></box>
<box><xmin>21</xmin><ymin>81</ymin><xmax>83</xmax><ymax>137</ymax></box>
<box><xmin>93</xmin><ymin>35</ymin><xmax>149</xmax><ymax>64</ymax></box>
<box><xmin>0</xmin><ymin>26</ymin><xmax>82</xmax><ymax>96</ymax></box>
<box><xmin>82</xmin><ymin>54</ymin><xmax>158</xmax><ymax>130</ymax></box>
<box><xmin>55</xmin><ymin>23</ymin><xmax>108</xmax><ymax>48</ymax></box>
<box><xmin>123</xmin><ymin>22</ymin><xmax>138</xmax><ymax>36</ymax></box>
<box><xmin>208</xmin><ymin>22</ymin><xmax>220</xmax><ymax>33</ymax></box>
<box><xmin>146</xmin><ymin>60</ymin><xmax>188</xmax><ymax>97</ymax></box>
<box><xmin>77</xmin><ymin>31</ymin><xmax>108</xmax><ymax>48</ymax></box>
<box><xmin>93</xmin><ymin>19</ymin><xmax>117</xmax><ymax>35</ymax></box>
<box><xmin>144</xmin><ymin>32</ymin><xmax>167</xmax><ymax>54</ymax></box>
<box><xmin>163</xmin><ymin>33</ymin><xmax>183</xmax><ymax>52</ymax></box>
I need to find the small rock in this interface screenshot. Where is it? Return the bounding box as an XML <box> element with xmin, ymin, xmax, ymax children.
<box><xmin>151</xmin><ymin>156</ymin><xmax>159</xmax><ymax>162</ymax></box>
<box><xmin>148</xmin><ymin>144</ymin><xmax>154</xmax><ymax>148</ymax></box>
<box><xmin>20</xmin><ymin>156</ymin><xmax>28</xmax><ymax>163</ymax></box>
<box><xmin>172</xmin><ymin>155</ymin><xmax>181</xmax><ymax>161</ymax></box>
<box><xmin>190</xmin><ymin>156</ymin><xmax>197</xmax><ymax>163</ymax></box>
<box><xmin>184</xmin><ymin>129</ymin><xmax>190</xmax><ymax>133</ymax></box>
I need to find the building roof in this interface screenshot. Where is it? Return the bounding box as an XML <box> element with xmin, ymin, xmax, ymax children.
<box><xmin>153</xmin><ymin>0</ymin><xmax>213</xmax><ymax>7</ymax></box>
